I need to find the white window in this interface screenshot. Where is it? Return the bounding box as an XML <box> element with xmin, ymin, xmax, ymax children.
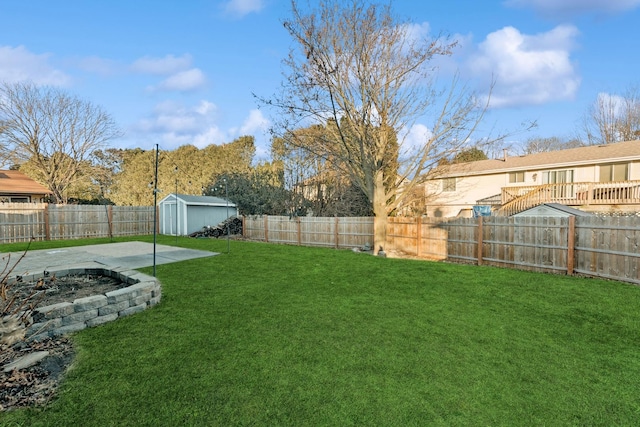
<box><xmin>508</xmin><ymin>172</ymin><xmax>525</xmax><ymax>183</ymax></box>
<box><xmin>542</xmin><ymin>169</ymin><xmax>574</xmax><ymax>184</ymax></box>
<box><xmin>599</xmin><ymin>163</ymin><xmax>628</xmax><ymax>182</ymax></box>
<box><xmin>542</xmin><ymin>169</ymin><xmax>574</xmax><ymax>198</ymax></box>
<box><xmin>442</xmin><ymin>178</ymin><xmax>456</xmax><ymax>192</ymax></box>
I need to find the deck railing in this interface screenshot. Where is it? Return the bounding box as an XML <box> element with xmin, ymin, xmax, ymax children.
<box><xmin>498</xmin><ymin>180</ymin><xmax>640</xmax><ymax>216</ymax></box>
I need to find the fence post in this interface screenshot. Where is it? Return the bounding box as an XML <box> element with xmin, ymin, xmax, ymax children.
<box><xmin>107</xmin><ymin>205</ymin><xmax>114</xmax><ymax>239</ymax></box>
<box><xmin>567</xmin><ymin>216</ymin><xmax>575</xmax><ymax>275</ymax></box>
<box><xmin>264</xmin><ymin>215</ymin><xmax>269</xmax><ymax>242</ymax></box>
<box><xmin>477</xmin><ymin>216</ymin><xmax>483</xmax><ymax>266</ymax></box>
<box><xmin>242</xmin><ymin>215</ymin><xmax>246</xmax><ymax>238</ymax></box>
<box><xmin>335</xmin><ymin>217</ymin><xmax>339</xmax><ymax>249</ymax></box>
<box><xmin>297</xmin><ymin>217</ymin><xmax>302</xmax><ymax>246</ymax></box>
<box><xmin>44</xmin><ymin>203</ymin><xmax>51</xmax><ymax>241</ymax></box>
<box><xmin>416</xmin><ymin>217</ymin><xmax>422</xmax><ymax>257</ymax></box>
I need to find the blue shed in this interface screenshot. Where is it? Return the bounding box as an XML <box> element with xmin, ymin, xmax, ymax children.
<box><xmin>158</xmin><ymin>194</ymin><xmax>238</xmax><ymax>236</ymax></box>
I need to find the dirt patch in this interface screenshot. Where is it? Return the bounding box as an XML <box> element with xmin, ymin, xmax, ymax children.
<box><xmin>1</xmin><ymin>274</ymin><xmax>127</xmax><ymax>412</ymax></box>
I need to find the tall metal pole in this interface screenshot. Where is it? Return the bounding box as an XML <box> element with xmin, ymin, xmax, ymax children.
<box><xmin>152</xmin><ymin>144</ymin><xmax>159</xmax><ymax>277</ymax></box>
<box><xmin>174</xmin><ymin>166</ymin><xmax>178</xmax><ymax>244</ymax></box>
<box><xmin>225</xmin><ymin>178</ymin><xmax>230</xmax><ymax>254</ymax></box>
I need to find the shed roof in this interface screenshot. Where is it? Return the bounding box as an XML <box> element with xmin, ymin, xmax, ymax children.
<box><xmin>159</xmin><ymin>193</ymin><xmax>236</xmax><ymax>207</ymax></box>
<box><xmin>514</xmin><ymin>203</ymin><xmax>593</xmax><ymax>217</ymax></box>
<box><xmin>0</xmin><ymin>170</ymin><xmax>52</xmax><ymax>195</ymax></box>
<box><xmin>440</xmin><ymin>139</ymin><xmax>640</xmax><ymax>178</ymax></box>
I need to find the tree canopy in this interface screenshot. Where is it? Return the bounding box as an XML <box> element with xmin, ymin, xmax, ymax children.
<box><xmin>108</xmin><ymin>137</ymin><xmax>256</xmax><ymax>206</ymax></box>
<box><xmin>258</xmin><ymin>0</ymin><xmax>490</xmax><ymax>251</ymax></box>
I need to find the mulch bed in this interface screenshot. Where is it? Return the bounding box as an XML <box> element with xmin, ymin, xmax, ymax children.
<box><xmin>0</xmin><ymin>337</ymin><xmax>75</xmax><ymax>411</ymax></box>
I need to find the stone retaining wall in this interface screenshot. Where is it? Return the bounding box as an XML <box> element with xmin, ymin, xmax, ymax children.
<box><xmin>24</xmin><ymin>267</ymin><xmax>161</xmax><ymax>341</ymax></box>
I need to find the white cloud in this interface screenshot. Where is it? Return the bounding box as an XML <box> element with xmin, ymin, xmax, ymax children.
<box><xmin>400</xmin><ymin>123</ymin><xmax>434</xmax><ymax>159</ymax></box>
<box><xmin>194</xmin><ymin>100</ymin><xmax>216</xmax><ymax>116</ymax></box>
<box><xmin>193</xmin><ymin>127</ymin><xmax>227</xmax><ymax>148</ymax></box>
<box><xmin>239</xmin><ymin>109</ymin><xmax>270</xmax><ymax>135</ymax></box>
<box><xmin>222</xmin><ymin>0</ymin><xmax>265</xmax><ymax>17</ymax></box>
<box><xmin>140</xmin><ymin>100</ymin><xmax>217</xmax><ymax>132</ymax></box>
<box><xmin>130</xmin><ymin>102</ymin><xmax>271</xmax><ymax>153</ymax></box>
<box><xmin>403</xmin><ymin>22</ymin><xmax>432</xmax><ymax>43</ymax></box>
<box><xmin>131</xmin><ymin>100</ymin><xmax>226</xmax><ymax>149</ymax></box>
<box><xmin>154</xmin><ymin>68</ymin><xmax>207</xmax><ymax>92</ymax></box>
<box><xmin>505</xmin><ymin>0</ymin><xmax>640</xmax><ymax>17</ymax></box>
<box><xmin>226</xmin><ymin>109</ymin><xmax>271</xmax><ymax>158</ymax></box>
<box><xmin>0</xmin><ymin>45</ymin><xmax>71</xmax><ymax>86</ymax></box>
<box><xmin>468</xmin><ymin>25</ymin><xmax>581</xmax><ymax>108</ymax></box>
<box><xmin>130</xmin><ymin>54</ymin><xmax>193</xmax><ymax>75</ymax></box>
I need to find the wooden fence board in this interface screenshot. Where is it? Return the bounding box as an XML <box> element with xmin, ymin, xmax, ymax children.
<box><xmin>242</xmin><ymin>215</ymin><xmax>374</xmax><ymax>249</ymax></box>
<box><xmin>419</xmin><ymin>219</ymin><xmax>447</xmax><ymax>260</ymax></box>
<box><xmin>337</xmin><ymin>217</ymin><xmax>374</xmax><ymax>249</ymax></box>
<box><xmin>440</xmin><ymin>218</ymin><xmax>476</xmax><ymax>263</ymax></box>
<box><xmin>243</xmin><ymin>216</ymin><xmax>266</xmax><ymax>241</ymax></box>
<box><xmin>574</xmin><ymin>216</ymin><xmax>640</xmax><ymax>284</ymax></box>
<box><xmin>387</xmin><ymin>217</ymin><xmax>418</xmax><ymax>255</ymax></box>
<box><xmin>0</xmin><ymin>203</ymin><xmax>155</xmax><ymax>243</ymax></box>
<box><xmin>300</xmin><ymin>216</ymin><xmax>334</xmax><ymax>247</ymax></box>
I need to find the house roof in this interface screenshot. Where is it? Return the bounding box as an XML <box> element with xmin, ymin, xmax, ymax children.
<box><xmin>159</xmin><ymin>193</ymin><xmax>236</xmax><ymax>207</ymax></box>
<box><xmin>0</xmin><ymin>170</ymin><xmax>52</xmax><ymax>195</ymax></box>
<box><xmin>441</xmin><ymin>139</ymin><xmax>640</xmax><ymax>178</ymax></box>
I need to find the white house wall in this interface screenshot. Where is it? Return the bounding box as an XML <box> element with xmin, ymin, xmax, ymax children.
<box><xmin>425</xmin><ymin>173</ymin><xmax>506</xmax><ymax>218</ymax></box>
<box><xmin>425</xmin><ymin>160</ymin><xmax>640</xmax><ymax>218</ymax></box>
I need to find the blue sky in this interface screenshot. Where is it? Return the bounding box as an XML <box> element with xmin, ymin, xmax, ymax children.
<box><xmin>0</xmin><ymin>0</ymin><xmax>638</xmax><ymax>160</ymax></box>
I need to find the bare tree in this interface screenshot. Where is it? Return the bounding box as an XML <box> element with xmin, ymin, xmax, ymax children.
<box><xmin>581</xmin><ymin>86</ymin><xmax>640</xmax><ymax>145</ymax></box>
<box><xmin>519</xmin><ymin>136</ymin><xmax>583</xmax><ymax>154</ymax></box>
<box><xmin>0</xmin><ymin>82</ymin><xmax>121</xmax><ymax>204</ymax></box>
<box><xmin>273</xmin><ymin>131</ymin><xmax>373</xmax><ymax>216</ymax></box>
<box><xmin>258</xmin><ymin>0</ymin><xmax>492</xmax><ymax>252</ymax></box>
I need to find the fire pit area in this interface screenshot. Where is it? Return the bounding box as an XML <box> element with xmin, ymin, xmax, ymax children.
<box><xmin>20</xmin><ymin>267</ymin><xmax>162</xmax><ymax>342</ymax></box>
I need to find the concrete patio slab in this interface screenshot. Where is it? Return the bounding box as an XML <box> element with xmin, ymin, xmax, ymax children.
<box><xmin>1</xmin><ymin>242</ymin><xmax>218</xmax><ymax>277</ymax></box>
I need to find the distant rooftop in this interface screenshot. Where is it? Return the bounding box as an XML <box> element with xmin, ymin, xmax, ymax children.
<box><xmin>441</xmin><ymin>140</ymin><xmax>640</xmax><ymax>178</ymax></box>
<box><xmin>0</xmin><ymin>170</ymin><xmax>52</xmax><ymax>195</ymax></box>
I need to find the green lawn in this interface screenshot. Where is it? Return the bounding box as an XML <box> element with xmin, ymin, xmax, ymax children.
<box><xmin>2</xmin><ymin>236</ymin><xmax>640</xmax><ymax>426</ymax></box>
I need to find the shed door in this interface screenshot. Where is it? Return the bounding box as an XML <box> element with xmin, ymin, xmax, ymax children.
<box><xmin>163</xmin><ymin>202</ymin><xmax>178</xmax><ymax>235</ymax></box>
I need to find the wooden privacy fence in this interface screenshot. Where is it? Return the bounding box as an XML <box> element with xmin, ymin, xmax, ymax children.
<box><xmin>244</xmin><ymin>215</ymin><xmax>640</xmax><ymax>285</ymax></box>
<box><xmin>394</xmin><ymin>216</ymin><xmax>640</xmax><ymax>285</ymax></box>
<box><xmin>2</xmin><ymin>206</ymin><xmax>637</xmax><ymax>285</ymax></box>
<box><xmin>243</xmin><ymin>215</ymin><xmax>374</xmax><ymax>249</ymax></box>
<box><xmin>0</xmin><ymin>203</ymin><xmax>156</xmax><ymax>243</ymax></box>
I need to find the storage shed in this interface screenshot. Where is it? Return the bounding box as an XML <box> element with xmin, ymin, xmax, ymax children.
<box><xmin>512</xmin><ymin>203</ymin><xmax>593</xmax><ymax>218</ymax></box>
<box><xmin>158</xmin><ymin>194</ymin><xmax>238</xmax><ymax>236</ymax></box>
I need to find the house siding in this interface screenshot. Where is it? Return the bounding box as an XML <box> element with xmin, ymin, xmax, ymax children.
<box><xmin>424</xmin><ymin>156</ymin><xmax>640</xmax><ymax>218</ymax></box>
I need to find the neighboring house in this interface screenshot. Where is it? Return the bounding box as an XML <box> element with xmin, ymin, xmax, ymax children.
<box><xmin>0</xmin><ymin>170</ymin><xmax>52</xmax><ymax>203</ymax></box>
<box><xmin>414</xmin><ymin>140</ymin><xmax>640</xmax><ymax>217</ymax></box>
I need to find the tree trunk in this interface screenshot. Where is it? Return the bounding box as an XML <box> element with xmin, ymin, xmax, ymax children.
<box><xmin>372</xmin><ymin>171</ymin><xmax>387</xmax><ymax>255</ymax></box>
